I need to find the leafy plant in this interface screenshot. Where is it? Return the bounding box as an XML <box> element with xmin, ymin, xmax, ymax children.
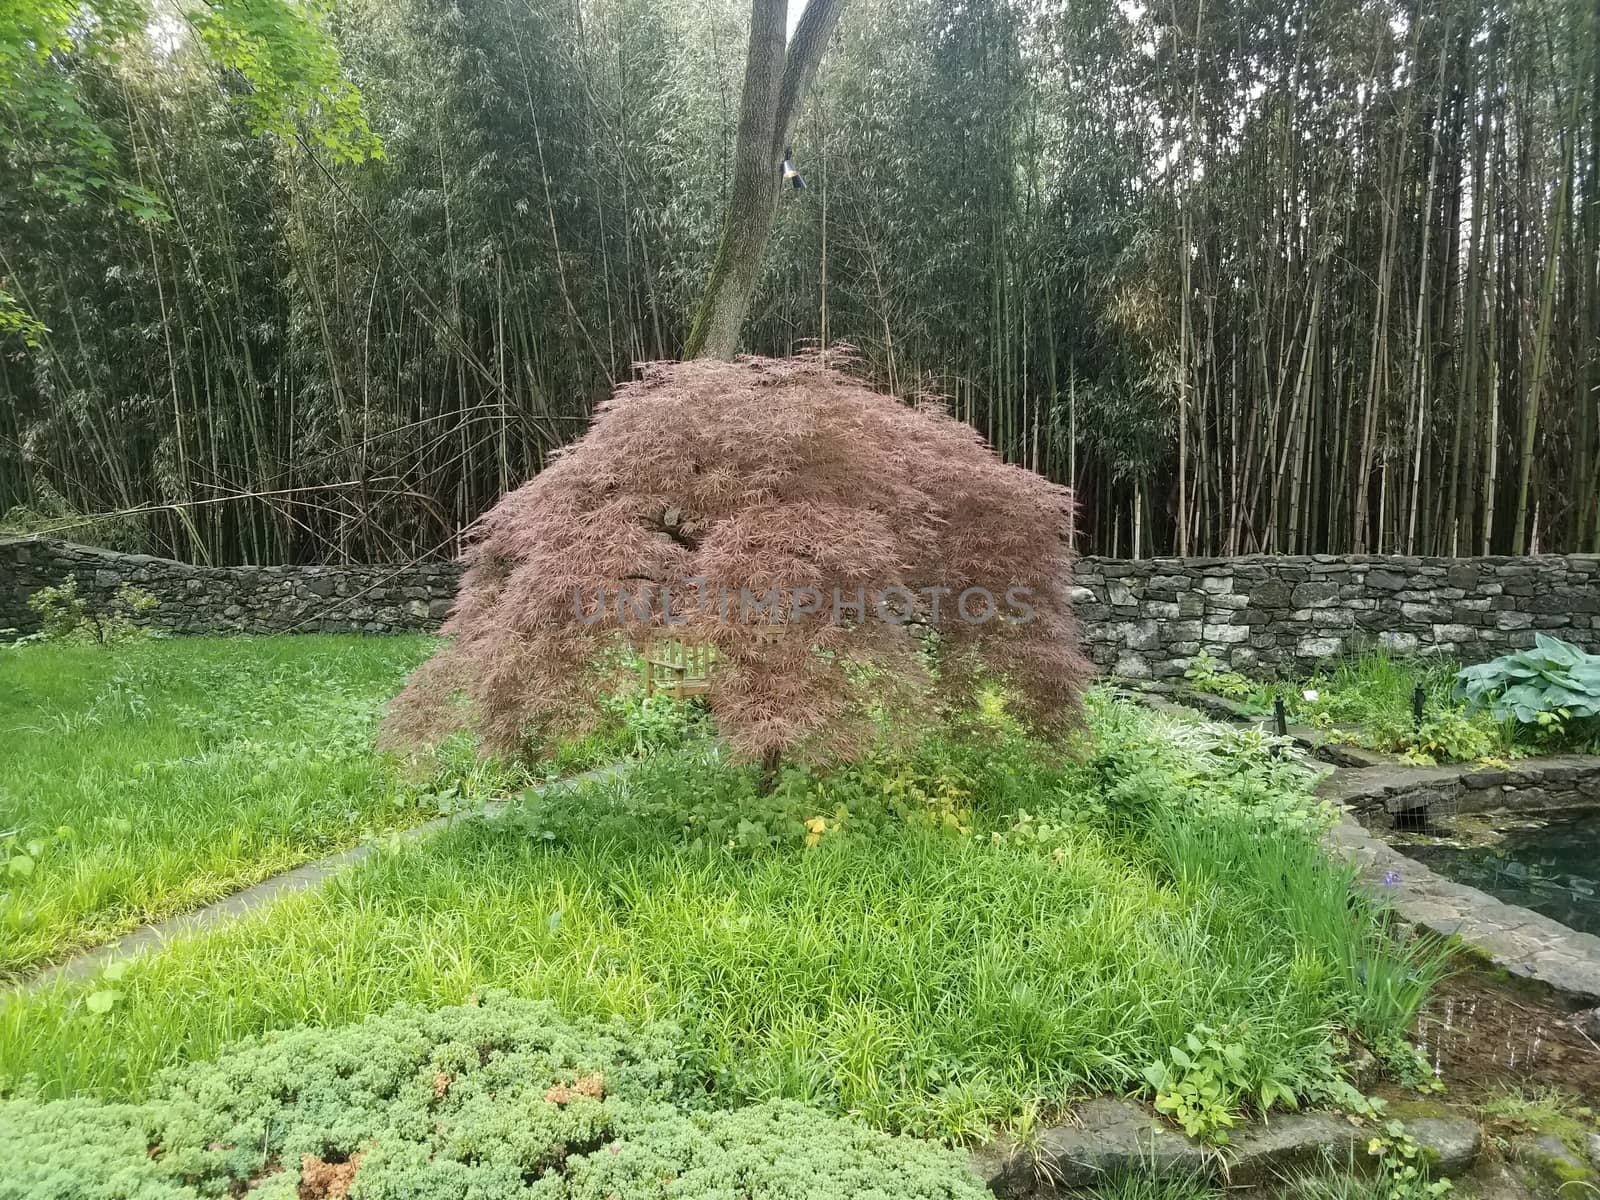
<box><xmin>1140</xmin><ymin>1024</ymin><xmax>1303</xmax><ymax>1144</ymax></box>
<box><xmin>1455</xmin><ymin>635</ymin><xmax>1600</xmax><ymax>735</ymax></box>
<box><xmin>1366</xmin><ymin>1120</ymin><xmax>1453</xmax><ymax>1200</ymax></box>
<box><xmin>1183</xmin><ymin>651</ymin><xmax>1251</xmax><ymax>699</ymax></box>
<box><xmin>1372</xmin><ymin>1036</ymin><xmax>1443</xmax><ymax>1095</ymax></box>
<box><xmin>24</xmin><ymin>575</ymin><xmax>158</xmax><ymax>645</ymax></box>
<box><xmin>1391</xmin><ymin>709</ymin><xmax>1496</xmax><ymax>767</ymax></box>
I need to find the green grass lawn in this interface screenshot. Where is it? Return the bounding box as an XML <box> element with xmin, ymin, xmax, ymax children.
<box><xmin>0</xmin><ymin>635</ymin><xmax>513</xmax><ymax>980</ymax></box>
<box><xmin>0</xmin><ymin>690</ymin><xmax>1445</xmax><ymax>1145</ymax></box>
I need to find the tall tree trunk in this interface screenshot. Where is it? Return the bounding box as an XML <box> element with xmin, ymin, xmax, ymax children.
<box><xmin>684</xmin><ymin>0</ymin><xmax>845</xmax><ymax>360</ymax></box>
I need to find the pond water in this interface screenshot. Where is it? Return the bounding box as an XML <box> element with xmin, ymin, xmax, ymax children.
<box><xmin>1397</xmin><ymin>811</ymin><xmax>1600</xmax><ymax>936</ymax></box>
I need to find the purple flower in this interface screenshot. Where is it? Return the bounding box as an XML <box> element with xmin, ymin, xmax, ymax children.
<box><xmin>1382</xmin><ymin>870</ymin><xmax>1402</xmax><ymax>888</ymax></box>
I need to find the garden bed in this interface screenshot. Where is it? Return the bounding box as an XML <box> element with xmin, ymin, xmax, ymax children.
<box><xmin>0</xmin><ymin>647</ymin><xmax>1445</xmax><ymax>1164</ymax></box>
<box><xmin>1151</xmin><ymin>647</ymin><xmax>1600</xmax><ymax>769</ymax></box>
<box><xmin>20</xmin><ymin>637</ymin><xmax>1593</xmax><ymax>1198</ymax></box>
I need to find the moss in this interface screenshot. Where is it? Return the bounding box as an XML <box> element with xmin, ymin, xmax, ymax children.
<box><xmin>1386</xmin><ymin>1098</ymin><xmax>1464</xmax><ymax>1123</ymax></box>
<box><xmin>1481</xmin><ymin>1086</ymin><xmax>1599</xmax><ymax>1153</ymax></box>
<box><xmin>1508</xmin><ymin>1126</ymin><xmax>1600</xmax><ymax>1196</ymax></box>
<box><xmin>1519</xmin><ymin>1146</ymin><xmax>1597</xmax><ymax>1191</ymax></box>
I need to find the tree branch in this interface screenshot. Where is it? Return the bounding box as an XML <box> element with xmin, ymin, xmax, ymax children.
<box><xmin>773</xmin><ymin>0</ymin><xmax>846</xmax><ymax>157</ymax></box>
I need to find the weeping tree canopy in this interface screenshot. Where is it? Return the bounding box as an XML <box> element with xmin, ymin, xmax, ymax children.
<box><xmin>383</xmin><ymin>354</ymin><xmax>1091</xmax><ymax>767</ymax></box>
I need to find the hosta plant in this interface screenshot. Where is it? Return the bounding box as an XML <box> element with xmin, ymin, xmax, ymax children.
<box><xmin>1455</xmin><ymin>635</ymin><xmax>1600</xmax><ymax>727</ymax></box>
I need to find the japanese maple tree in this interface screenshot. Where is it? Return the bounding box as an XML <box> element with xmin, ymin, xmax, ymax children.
<box><xmin>383</xmin><ymin>354</ymin><xmax>1091</xmax><ymax>772</ymax></box>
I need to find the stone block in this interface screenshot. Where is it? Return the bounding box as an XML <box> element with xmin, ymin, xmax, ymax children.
<box><xmin>1297</xmin><ymin>635</ymin><xmax>1342</xmax><ymax>659</ymax></box>
<box><xmin>1112</xmin><ymin>652</ymin><xmax>1151</xmax><ymax>679</ymax></box>
<box><xmin>1248</xmin><ymin>580</ymin><xmax>1292</xmax><ymax>608</ymax></box>
<box><xmin>1291</xmin><ymin>581</ymin><xmax>1339</xmax><ymax>607</ymax></box>
<box><xmin>1202</xmin><ymin>623</ymin><xmax>1249</xmax><ymax>644</ymax></box>
<box><xmin>1205</xmin><ymin>593</ymin><xmax>1250</xmax><ymax>611</ymax></box>
<box><xmin>1123</xmin><ymin>620</ymin><xmax>1160</xmax><ymax>650</ymax></box>
<box><xmin>1402</xmin><ymin>602</ymin><xmax>1449</xmax><ymax>622</ymax></box>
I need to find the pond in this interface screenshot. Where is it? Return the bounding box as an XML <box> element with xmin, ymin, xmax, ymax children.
<box><xmin>1397</xmin><ymin>811</ymin><xmax>1600</xmax><ymax>936</ymax></box>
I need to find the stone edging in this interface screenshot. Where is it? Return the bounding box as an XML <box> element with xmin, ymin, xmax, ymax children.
<box><xmin>1319</xmin><ymin>756</ymin><xmax>1600</xmax><ymax>822</ymax></box>
<box><xmin>1323</xmin><ymin>789</ymin><xmax>1600</xmax><ymax>1009</ymax></box>
<box><xmin>971</xmin><ymin>1097</ymin><xmax>1479</xmax><ymax>1197</ymax></box>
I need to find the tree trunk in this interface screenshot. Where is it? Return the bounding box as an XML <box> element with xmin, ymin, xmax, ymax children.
<box><xmin>684</xmin><ymin>0</ymin><xmax>845</xmax><ymax>360</ymax></box>
<box><xmin>759</xmin><ymin>746</ymin><xmax>783</xmax><ymax>794</ymax></box>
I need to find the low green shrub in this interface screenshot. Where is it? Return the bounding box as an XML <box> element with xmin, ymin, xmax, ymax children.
<box><xmin>1</xmin><ymin>994</ymin><xmax>985</xmax><ymax>1200</ymax></box>
<box><xmin>1183</xmin><ymin>651</ymin><xmax>1253</xmax><ymax>699</ymax></box>
<box><xmin>23</xmin><ymin>575</ymin><xmax>158</xmax><ymax>645</ymax></box>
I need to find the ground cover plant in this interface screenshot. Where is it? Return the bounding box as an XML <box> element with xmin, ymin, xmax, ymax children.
<box><xmin>1</xmin><ymin>994</ymin><xmax>985</xmax><ymax>1200</ymax></box>
<box><xmin>1180</xmin><ymin>649</ymin><xmax>1600</xmax><ymax>764</ymax></box>
<box><xmin>0</xmin><ymin>635</ymin><xmax>520</xmax><ymax>980</ymax></box>
<box><xmin>0</xmin><ymin>692</ymin><xmax>1447</xmax><ymax>1150</ymax></box>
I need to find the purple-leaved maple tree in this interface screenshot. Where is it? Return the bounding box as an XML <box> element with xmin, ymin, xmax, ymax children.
<box><xmin>383</xmin><ymin>354</ymin><xmax>1091</xmax><ymax>775</ymax></box>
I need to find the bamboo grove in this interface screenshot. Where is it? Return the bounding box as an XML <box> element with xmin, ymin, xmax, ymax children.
<box><xmin>2</xmin><ymin>0</ymin><xmax>1596</xmax><ymax>562</ymax></box>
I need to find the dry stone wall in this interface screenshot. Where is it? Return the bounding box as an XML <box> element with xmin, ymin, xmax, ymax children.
<box><xmin>1073</xmin><ymin>553</ymin><xmax>1600</xmax><ymax>678</ymax></box>
<box><xmin>4</xmin><ymin>540</ymin><xmax>1598</xmax><ymax>671</ymax></box>
<box><xmin>1</xmin><ymin>538</ymin><xmax>460</xmax><ymax>636</ymax></box>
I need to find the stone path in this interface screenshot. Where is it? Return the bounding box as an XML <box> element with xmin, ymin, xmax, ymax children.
<box><xmin>2</xmin><ymin>762</ymin><xmax>628</xmax><ymax>1004</ymax></box>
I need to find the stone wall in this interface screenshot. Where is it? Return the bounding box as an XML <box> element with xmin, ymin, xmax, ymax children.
<box><xmin>1322</xmin><ymin>756</ymin><xmax>1600</xmax><ymax>827</ymax></box>
<box><xmin>4</xmin><ymin>539</ymin><xmax>1599</xmax><ymax>669</ymax></box>
<box><xmin>1072</xmin><ymin>554</ymin><xmax>1600</xmax><ymax>679</ymax></box>
<box><xmin>1</xmin><ymin>538</ymin><xmax>461</xmax><ymax>636</ymax></box>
